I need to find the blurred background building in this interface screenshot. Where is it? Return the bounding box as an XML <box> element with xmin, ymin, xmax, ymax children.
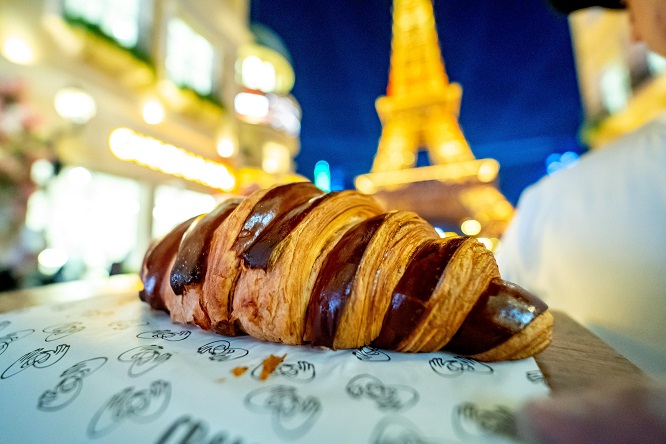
<box><xmin>0</xmin><ymin>0</ymin><xmax>303</xmax><ymax>289</ymax></box>
<box><xmin>0</xmin><ymin>0</ymin><xmax>664</xmax><ymax>290</ymax></box>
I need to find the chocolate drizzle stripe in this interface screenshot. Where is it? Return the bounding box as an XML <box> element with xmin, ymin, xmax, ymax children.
<box><xmin>139</xmin><ymin>216</ymin><xmax>198</xmax><ymax>312</ymax></box>
<box><xmin>372</xmin><ymin>237</ymin><xmax>468</xmax><ymax>350</ymax></box>
<box><xmin>306</xmin><ymin>213</ymin><xmax>388</xmax><ymax>348</ymax></box>
<box><xmin>242</xmin><ymin>192</ymin><xmax>336</xmax><ymax>270</ymax></box>
<box><xmin>443</xmin><ymin>278</ymin><xmax>548</xmax><ymax>355</ymax></box>
<box><xmin>170</xmin><ymin>198</ymin><xmax>243</xmax><ymax>295</ymax></box>
<box><xmin>231</xmin><ymin>183</ymin><xmax>323</xmax><ymax>257</ymax></box>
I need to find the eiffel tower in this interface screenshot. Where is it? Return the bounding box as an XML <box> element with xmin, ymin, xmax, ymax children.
<box><xmin>355</xmin><ymin>0</ymin><xmax>513</xmax><ymax>240</ymax></box>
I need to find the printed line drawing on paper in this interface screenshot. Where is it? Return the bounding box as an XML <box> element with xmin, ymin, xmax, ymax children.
<box><xmin>118</xmin><ymin>345</ymin><xmax>172</xmax><ymax>377</ymax></box>
<box><xmin>353</xmin><ymin>346</ymin><xmax>390</xmax><ymax>362</ymax></box>
<box><xmin>429</xmin><ymin>356</ymin><xmax>494</xmax><ymax>378</ymax></box>
<box><xmin>78</xmin><ymin>309</ymin><xmax>114</xmax><ymax>318</ymax></box>
<box><xmin>38</xmin><ymin>357</ymin><xmax>108</xmax><ymax>411</ymax></box>
<box><xmin>250</xmin><ymin>360</ymin><xmax>315</xmax><ymax>383</ymax></box>
<box><xmin>51</xmin><ymin>301</ymin><xmax>80</xmax><ymax>312</ymax></box>
<box><xmin>0</xmin><ymin>329</ymin><xmax>34</xmax><ymax>357</ymax></box>
<box><xmin>43</xmin><ymin>322</ymin><xmax>85</xmax><ymax>342</ymax></box>
<box><xmin>87</xmin><ymin>379</ymin><xmax>171</xmax><ymax>438</ymax></box>
<box><xmin>526</xmin><ymin>369</ymin><xmax>546</xmax><ymax>384</ymax></box>
<box><xmin>453</xmin><ymin>402</ymin><xmax>517</xmax><ymax>441</ymax></box>
<box><xmin>155</xmin><ymin>415</ymin><xmax>248</xmax><ymax>444</ymax></box>
<box><xmin>136</xmin><ymin>329</ymin><xmax>191</xmax><ymax>342</ymax></box>
<box><xmin>244</xmin><ymin>385</ymin><xmax>321</xmax><ymax>440</ymax></box>
<box><xmin>197</xmin><ymin>340</ymin><xmax>249</xmax><ymax>362</ymax></box>
<box><xmin>1</xmin><ymin>344</ymin><xmax>70</xmax><ymax>379</ymax></box>
<box><xmin>346</xmin><ymin>374</ymin><xmax>419</xmax><ymax>412</ymax></box>
<box><xmin>108</xmin><ymin>319</ymin><xmax>149</xmax><ymax>330</ymax></box>
<box><xmin>369</xmin><ymin>415</ymin><xmax>437</xmax><ymax>444</ymax></box>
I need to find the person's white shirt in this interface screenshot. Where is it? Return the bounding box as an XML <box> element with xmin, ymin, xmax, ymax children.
<box><xmin>495</xmin><ymin>113</ymin><xmax>666</xmax><ymax>376</ymax></box>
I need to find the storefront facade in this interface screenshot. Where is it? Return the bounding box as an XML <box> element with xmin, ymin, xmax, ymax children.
<box><xmin>0</xmin><ymin>0</ymin><xmax>301</xmax><ymax>286</ymax></box>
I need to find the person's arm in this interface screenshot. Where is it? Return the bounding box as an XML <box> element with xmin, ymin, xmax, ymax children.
<box><xmin>494</xmin><ymin>184</ymin><xmax>547</xmax><ymax>295</ymax></box>
<box><xmin>516</xmin><ymin>379</ymin><xmax>666</xmax><ymax>443</ymax></box>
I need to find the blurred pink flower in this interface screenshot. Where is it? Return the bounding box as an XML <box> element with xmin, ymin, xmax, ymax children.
<box><xmin>0</xmin><ymin>76</ymin><xmax>51</xmax><ymax>227</ymax></box>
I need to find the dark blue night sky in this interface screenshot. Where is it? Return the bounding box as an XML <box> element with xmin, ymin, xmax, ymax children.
<box><xmin>250</xmin><ymin>0</ymin><xmax>585</xmax><ymax>204</ymax></box>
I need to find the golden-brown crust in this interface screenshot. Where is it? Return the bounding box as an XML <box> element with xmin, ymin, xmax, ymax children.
<box><xmin>396</xmin><ymin>238</ymin><xmax>501</xmax><ymax>352</ymax></box>
<box><xmin>141</xmin><ymin>184</ymin><xmax>553</xmax><ymax>362</ymax></box>
<box><xmin>163</xmin><ymin>254</ymin><xmax>196</xmax><ymax>325</ymax></box>
<box><xmin>470</xmin><ymin>311</ymin><xmax>554</xmax><ymax>361</ymax></box>
<box><xmin>234</xmin><ymin>190</ymin><xmax>384</xmax><ymax>344</ymax></box>
<box><xmin>202</xmin><ymin>188</ymin><xmax>271</xmax><ymax>335</ymax></box>
<box><xmin>333</xmin><ymin>210</ymin><xmax>438</xmax><ymax>349</ymax></box>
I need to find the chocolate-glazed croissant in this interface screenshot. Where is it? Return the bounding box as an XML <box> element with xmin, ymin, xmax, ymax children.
<box><xmin>140</xmin><ymin>182</ymin><xmax>553</xmax><ymax>361</ymax></box>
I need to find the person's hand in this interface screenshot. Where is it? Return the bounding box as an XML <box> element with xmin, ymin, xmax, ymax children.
<box><xmin>516</xmin><ymin>379</ymin><xmax>666</xmax><ymax>443</ymax></box>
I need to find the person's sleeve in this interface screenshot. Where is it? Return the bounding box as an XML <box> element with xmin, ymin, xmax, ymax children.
<box><xmin>494</xmin><ymin>182</ymin><xmax>548</xmax><ymax>296</ymax></box>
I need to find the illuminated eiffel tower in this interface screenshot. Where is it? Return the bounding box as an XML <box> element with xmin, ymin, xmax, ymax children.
<box><xmin>355</xmin><ymin>0</ymin><xmax>513</xmax><ymax>240</ymax></box>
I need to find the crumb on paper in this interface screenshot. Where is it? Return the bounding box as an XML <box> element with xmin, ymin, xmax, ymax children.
<box><xmin>231</xmin><ymin>366</ymin><xmax>248</xmax><ymax>377</ymax></box>
<box><xmin>216</xmin><ymin>378</ymin><xmax>225</xmax><ymax>383</ymax></box>
<box><xmin>259</xmin><ymin>354</ymin><xmax>286</xmax><ymax>381</ymax></box>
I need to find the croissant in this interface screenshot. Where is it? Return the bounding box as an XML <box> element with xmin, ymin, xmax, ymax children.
<box><xmin>140</xmin><ymin>182</ymin><xmax>553</xmax><ymax>361</ymax></box>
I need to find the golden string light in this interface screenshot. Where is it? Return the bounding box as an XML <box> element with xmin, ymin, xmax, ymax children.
<box><xmin>108</xmin><ymin>128</ymin><xmax>236</xmax><ymax>191</ymax></box>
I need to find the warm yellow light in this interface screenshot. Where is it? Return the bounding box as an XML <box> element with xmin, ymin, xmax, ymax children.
<box><xmin>234</xmin><ymin>92</ymin><xmax>269</xmax><ymax>120</ymax></box>
<box><xmin>54</xmin><ymin>86</ymin><xmax>97</xmax><ymax>124</ymax></box>
<box><xmin>217</xmin><ymin>139</ymin><xmax>236</xmax><ymax>158</ymax></box>
<box><xmin>108</xmin><ymin>127</ymin><xmax>134</xmax><ymax>160</ymax></box>
<box><xmin>355</xmin><ymin>159</ymin><xmax>497</xmax><ymax>193</ymax></box>
<box><xmin>475</xmin><ymin>237</ymin><xmax>501</xmax><ymax>252</ymax></box>
<box><xmin>439</xmin><ymin>141</ymin><xmax>463</xmax><ymax>156</ymax></box>
<box><xmin>389</xmin><ymin>151</ymin><xmax>406</xmax><ymax>166</ymax></box>
<box><xmin>142</xmin><ymin>100</ymin><xmax>165</xmax><ymax>125</ymax></box>
<box><xmin>157</xmin><ymin>79</ymin><xmax>183</xmax><ymax>102</ymax></box>
<box><xmin>403</xmin><ymin>151</ymin><xmax>416</xmax><ymax>166</ymax></box>
<box><xmin>461</xmin><ymin>219</ymin><xmax>482</xmax><ymax>236</ymax></box>
<box><xmin>477</xmin><ymin>237</ymin><xmax>493</xmax><ymax>250</ymax></box>
<box><xmin>237</xmin><ymin>43</ymin><xmax>295</xmax><ymax>95</ymax></box>
<box><xmin>109</xmin><ymin>128</ymin><xmax>236</xmax><ymax>191</ymax></box>
<box><xmin>241</xmin><ymin>55</ymin><xmax>277</xmax><ymax>93</ymax></box>
<box><xmin>262</xmin><ymin>142</ymin><xmax>290</xmax><ymax>174</ymax></box>
<box><xmin>354</xmin><ymin>175</ymin><xmax>376</xmax><ymax>194</ymax></box>
<box><xmin>477</xmin><ymin>160</ymin><xmax>499</xmax><ymax>182</ymax></box>
<box><xmin>2</xmin><ymin>36</ymin><xmax>35</xmax><ymax>65</ymax></box>
<box><xmin>493</xmin><ymin>201</ymin><xmax>515</xmax><ymax>219</ymax></box>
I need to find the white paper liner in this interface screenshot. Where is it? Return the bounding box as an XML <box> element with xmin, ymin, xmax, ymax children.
<box><xmin>0</xmin><ymin>293</ymin><xmax>549</xmax><ymax>443</ymax></box>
